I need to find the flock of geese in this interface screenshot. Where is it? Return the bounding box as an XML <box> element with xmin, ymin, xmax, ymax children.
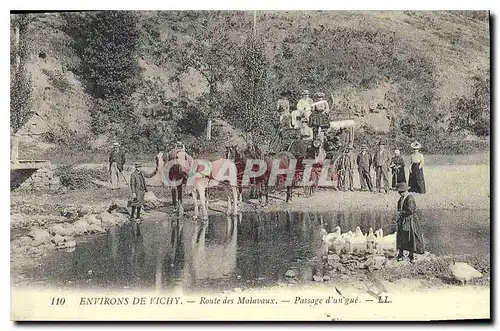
<box><xmin>320</xmin><ymin>226</ymin><xmax>485</xmax><ymax>285</ymax></box>
<box><xmin>320</xmin><ymin>226</ymin><xmax>396</xmax><ymax>251</ymax></box>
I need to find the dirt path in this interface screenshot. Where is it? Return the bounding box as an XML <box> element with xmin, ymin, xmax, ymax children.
<box><xmin>215</xmin><ymin>163</ymin><xmax>490</xmax><ymax>214</ymax></box>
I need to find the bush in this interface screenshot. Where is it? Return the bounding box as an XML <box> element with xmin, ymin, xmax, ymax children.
<box><xmin>10</xmin><ymin>68</ymin><xmax>33</xmax><ymax>133</ymax></box>
<box><xmin>54</xmin><ymin>165</ymin><xmax>109</xmax><ymax>190</ymax></box>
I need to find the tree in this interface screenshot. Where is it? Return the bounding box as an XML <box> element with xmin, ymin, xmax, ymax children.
<box><xmin>63</xmin><ymin>11</ymin><xmax>141</xmax><ymax>134</ymax></box>
<box><xmin>449</xmin><ymin>75</ymin><xmax>490</xmax><ymax>136</ymax></box>
<box><xmin>158</xmin><ymin>11</ymin><xmax>241</xmax><ymax>140</ymax></box>
<box><xmin>10</xmin><ymin>14</ymin><xmax>33</xmax><ymax>133</ymax></box>
<box><xmin>230</xmin><ymin>35</ymin><xmax>274</xmax><ymax>143</ymax></box>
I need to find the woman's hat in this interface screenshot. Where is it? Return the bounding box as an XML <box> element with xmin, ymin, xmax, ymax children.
<box><xmin>300</xmin><ymin>90</ymin><xmax>310</xmax><ymax>96</ymax></box>
<box><xmin>301</xmin><ymin>117</ymin><xmax>309</xmax><ymax>122</ymax></box>
<box><xmin>134</xmin><ymin>162</ymin><xmax>142</xmax><ymax>167</ymax></box>
<box><xmin>314</xmin><ymin>92</ymin><xmax>325</xmax><ymax>98</ymax></box>
<box><xmin>410</xmin><ymin>141</ymin><xmax>422</xmax><ymax>149</ymax></box>
<box><xmin>396</xmin><ymin>182</ymin><xmax>408</xmax><ymax>192</ymax></box>
<box><xmin>112</xmin><ymin>142</ymin><xmax>120</xmax><ymax>147</ymax></box>
<box><xmin>361</xmin><ymin>144</ymin><xmax>368</xmax><ymax>149</ymax></box>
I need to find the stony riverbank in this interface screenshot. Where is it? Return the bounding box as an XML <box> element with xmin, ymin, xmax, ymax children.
<box><xmin>10</xmin><ymin>160</ymin><xmax>490</xmax><ymax>287</ymax></box>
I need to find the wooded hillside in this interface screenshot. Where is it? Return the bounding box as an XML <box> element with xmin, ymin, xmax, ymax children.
<box><xmin>10</xmin><ymin>10</ymin><xmax>490</xmax><ymax>160</ymax></box>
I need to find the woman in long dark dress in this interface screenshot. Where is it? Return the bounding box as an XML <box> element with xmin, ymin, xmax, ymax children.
<box><xmin>408</xmin><ymin>142</ymin><xmax>426</xmax><ymax>194</ymax></box>
<box><xmin>395</xmin><ymin>182</ymin><xmax>425</xmax><ymax>262</ymax></box>
<box><xmin>390</xmin><ymin>149</ymin><xmax>406</xmax><ymax>189</ymax></box>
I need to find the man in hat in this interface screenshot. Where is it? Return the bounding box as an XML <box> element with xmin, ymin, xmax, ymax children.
<box><xmin>372</xmin><ymin>140</ymin><xmax>391</xmax><ymax>193</ymax></box>
<box><xmin>109</xmin><ymin>142</ymin><xmax>126</xmax><ymax>189</ymax></box>
<box><xmin>130</xmin><ymin>162</ymin><xmax>148</xmax><ymax>222</ymax></box>
<box><xmin>356</xmin><ymin>144</ymin><xmax>373</xmax><ymax>192</ymax></box>
<box><xmin>295</xmin><ymin>90</ymin><xmax>313</xmax><ymax>127</ymax></box>
<box><xmin>167</xmin><ymin>141</ymin><xmax>190</xmax><ymax>161</ymax></box>
<box><xmin>336</xmin><ymin>146</ymin><xmax>354</xmax><ymax>191</ymax></box>
<box><xmin>395</xmin><ymin>182</ymin><xmax>424</xmax><ymax>262</ymax></box>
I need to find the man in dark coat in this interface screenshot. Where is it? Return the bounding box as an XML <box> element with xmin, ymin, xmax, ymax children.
<box><xmin>109</xmin><ymin>142</ymin><xmax>126</xmax><ymax>189</ymax></box>
<box><xmin>395</xmin><ymin>182</ymin><xmax>425</xmax><ymax>262</ymax></box>
<box><xmin>372</xmin><ymin>140</ymin><xmax>391</xmax><ymax>193</ymax></box>
<box><xmin>336</xmin><ymin>146</ymin><xmax>354</xmax><ymax>191</ymax></box>
<box><xmin>390</xmin><ymin>149</ymin><xmax>406</xmax><ymax>189</ymax></box>
<box><xmin>130</xmin><ymin>162</ymin><xmax>148</xmax><ymax>221</ymax></box>
<box><xmin>356</xmin><ymin>144</ymin><xmax>373</xmax><ymax>191</ymax></box>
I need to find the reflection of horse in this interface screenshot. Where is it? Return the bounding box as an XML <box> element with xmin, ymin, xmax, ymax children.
<box><xmin>153</xmin><ymin>218</ymin><xmax>184</xmax><ymax>292</ymax></box>
<box><xmin>186</xmin><ymin>215</ymin><xmax>239</xmax><ymax>280</ymax></box>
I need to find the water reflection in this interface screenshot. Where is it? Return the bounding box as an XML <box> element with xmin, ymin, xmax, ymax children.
<box><xmin>28</xmin><ymin>209</ymin><xmax>489</xmax><ymax>292</ymax></box>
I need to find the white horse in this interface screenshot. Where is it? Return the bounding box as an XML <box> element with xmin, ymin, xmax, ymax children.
<box><xmin>148</xmin><ymin>149</ymin><xmax>238</xmax><ymax>220</ymax></box>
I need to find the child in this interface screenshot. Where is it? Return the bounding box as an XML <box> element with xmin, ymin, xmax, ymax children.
<box><xmin>130</xmin><ymin>162</ymin><xmax>148</xmax><ymax>222</ymax></box>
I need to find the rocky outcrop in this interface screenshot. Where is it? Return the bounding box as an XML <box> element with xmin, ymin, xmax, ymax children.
<box><xmin>15</xmin><ymin>166</ymin><xmax>61</xmax><ymax>192</ymax></box>
<box><xmin>11</xmin><ymin>201</ymin><xmax>133</xmax><ymax>262</ymax></box>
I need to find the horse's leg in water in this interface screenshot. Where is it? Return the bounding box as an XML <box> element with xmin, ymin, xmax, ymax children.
<box><xmin>171</xmin><ymin>188</ymin><xmax>178</xmax><ymax>210</ymax></box>
<box><xmin>232</xmin><ymin>186</ymin><xmax>239</xmax><ymax>215</ymax></box>
<box><xmin>177</xmin><ymin>184</ymin><xmax>184</xmax><ymax>216</ymax></box>
<box><xmin>238</xmin><ymin>185</ymin><xmax>243</xmax><ymax>202</ymax></box>
<box><xmin>257</xmin><ymin>180</ymin><xmax>263</xmax><ymax>204</ymax></box>
<box><xmin>286</xmin><ymin>186</ymin><xmax>293</xmax><ymax>202</ymax></box>
<box><xmin>192</xmin><ymin>188</ymin><xmax>199</xmax><ymax>219</ymax></box>
<box><xmin>224</xmin><ymin>184</ymin><xmax>232</xmax><ymax>215</ymax></box>
<box><xmin>205</xmin><ymin>187</ymin><xmax>209</xmax><ymax>211</ymax></box>
<box><xmin>264</xmin><ymin>181</ymin><xmax>269</xmax><ymax>204</ymax></box>
<box><xmin>198</xmin><ymin>183</ymin><xmax>209</xmax><ymax>220</ymax></box>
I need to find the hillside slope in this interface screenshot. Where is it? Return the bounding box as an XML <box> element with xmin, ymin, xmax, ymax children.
<box><xmin>11</xmin><ymin>11</ymin><xmax>489</xmax><ymax>159</ymax></box>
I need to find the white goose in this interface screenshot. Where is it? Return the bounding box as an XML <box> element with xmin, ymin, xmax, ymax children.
<box><xmin>375</xmin><ymin>229</ymin><xmax>384</xmax><ymax>245</ymax></box>
<box><xmin>321</xmin><ymin>226</ymin><xmax>345</xmax><ymax>245</ymax></box>
<box><xmin>366</xmin><ymin>228</ymin><xmax>376</xmax><ymax>244</ymax></box>
<box><xmin>342</xmin><ymin>230</ymin><xmax>354</xmax><ymax>242</ymax></box>
<box><xmin>350</xmin><ymin>226</ymin><xmax>367</xmax><ymax>245</ymax></box>
<box><xmin>381</xmin><ymin>231</ymin><xmax>397</xmax><ymax>248</ymax></box>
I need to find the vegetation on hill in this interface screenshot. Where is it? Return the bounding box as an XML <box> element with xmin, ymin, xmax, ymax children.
<box><xmin>10</xmin><ymin>11</ymin><xmax>490</xmax><ymax>159</ymax></box>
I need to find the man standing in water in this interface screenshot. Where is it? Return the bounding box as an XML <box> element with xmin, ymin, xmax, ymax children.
<box><xmin>130</xmin><ymin>162</ymin><xmax>148</xmax><ymax>222</ymax></box>
<box><xmin>109</xmin><ymin>142</ymin><xmax>126</xmax><ymax>189</ymax></box>
<box><xmin>395</xmin><ymin>182</ymin><xmax>424</xmax><ymax>263</ymax></box>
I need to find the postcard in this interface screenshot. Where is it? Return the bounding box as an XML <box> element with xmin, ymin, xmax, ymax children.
<box><xmin>10</xmin><ymin>10</ymin><xmax>490</xmax><ymax>321</ymax></box>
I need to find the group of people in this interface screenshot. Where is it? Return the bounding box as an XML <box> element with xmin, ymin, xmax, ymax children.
<box><xmin>334</xmin><ymin>140</ymin><xmax>427</xmax><ymax>194</ymax></box>
<box><xmin>109</xmin><ymin>139</ymin><xmax>425</xmax><ymax>262</ymax></box>
<box><xmin>274</xmin><ymin>89</ymin><xmax>331</xmax><ymax>151</ymax></box>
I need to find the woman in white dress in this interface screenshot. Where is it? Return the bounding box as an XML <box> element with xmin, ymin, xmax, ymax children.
<box><xmin>408</xmin><ymin>142</ymin><xmax>426</xmax><ymax>194</ymax></box>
